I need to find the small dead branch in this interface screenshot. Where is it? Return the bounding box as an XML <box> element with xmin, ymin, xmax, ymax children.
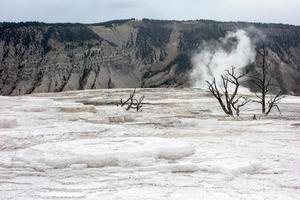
<box><xmin>119</xmin><ymin>88</ymin><xmax>145</xmax><ymax>112</ymax></box>
<box><xmin>120</xmin><ymin>88</ymin><xmax>136</xmax><ymax>106</ymax></box>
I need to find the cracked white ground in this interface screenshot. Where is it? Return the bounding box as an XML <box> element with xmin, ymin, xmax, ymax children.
<box><xmin>0</xmin><ymin>88</ymin><xmax>299</xmax><ymax>200</ymax></box>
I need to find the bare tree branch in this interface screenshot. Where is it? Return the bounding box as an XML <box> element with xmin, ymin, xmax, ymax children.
<box><xmin>232</xmin><ymin>97</ymin><xmax>250</xmax><ymax>117</ymax></box>
<box><xmin>206</xmin><ymin>66</ymin><xmax>247</xmax><ymax>117</ymax></box>
<box><xmin>120</xmin><ymin>88</ymin><xmax>145</xmax><ymax>112</ymax></box>
<box><xmin>265</xmin><ymin>91</ymin><xmax>284</xmax><ymax>115</ymax></box>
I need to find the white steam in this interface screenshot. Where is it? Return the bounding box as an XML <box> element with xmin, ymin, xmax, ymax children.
<box><xmin>190</xmin><ymin>29</ymin><xmax>256</xmax><ymax>88</ymax></box>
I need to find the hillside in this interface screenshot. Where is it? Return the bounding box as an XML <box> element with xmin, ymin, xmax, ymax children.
<box><xmin>0</xmin><ymin>19</ymin><xmax>300</xmax><ymax>95</ymax></box>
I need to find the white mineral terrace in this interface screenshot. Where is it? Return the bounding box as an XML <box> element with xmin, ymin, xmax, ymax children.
<box><xmin>0</xmin><ymin>88</ymin><xmax>299</xmax><ymax>200</ymax></box>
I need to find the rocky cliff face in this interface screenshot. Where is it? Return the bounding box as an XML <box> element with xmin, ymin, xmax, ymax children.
<box><xmin>1</xmin><ymin>19</ymin><xmax>300</xmax><ymax>95</ymax></box>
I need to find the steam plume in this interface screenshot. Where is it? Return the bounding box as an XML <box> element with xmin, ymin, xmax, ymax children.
<box><xmin>190</xmin><ymin>29</ymin><xmax>256</xmax><ymax>88</ymax></box>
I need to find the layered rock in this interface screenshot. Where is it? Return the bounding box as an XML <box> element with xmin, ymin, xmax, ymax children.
<box><xmin>0</xmin><ymin>19</ymin><xmax>300</xmax><ymax>95</ymax></box>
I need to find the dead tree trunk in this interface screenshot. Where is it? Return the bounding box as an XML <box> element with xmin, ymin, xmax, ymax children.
<box><xmin>250</xmin><ymin>45</ymin><xmax>284</xmax><ymax>116</ymax></box>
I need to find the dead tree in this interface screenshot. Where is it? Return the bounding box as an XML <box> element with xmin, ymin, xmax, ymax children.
<box><xmin>250</xmin><ymin>45</ymin><xmax>284</xmax><ymax>116</ymax></box>
<box><xmin>119</xmin><ymin>88</ymin><xmax>145</xmax><ymax>112</ymax></box>
<box><xmin>206</xmin><ymin>66</ymin><xmax>249</xmax><ymax>117</ymax></box>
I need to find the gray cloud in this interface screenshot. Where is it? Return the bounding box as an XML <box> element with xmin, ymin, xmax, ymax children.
<box><xmin>0</xmin><ymin>0</ymin><xmax>299</xmax><ymax>25</ymax></box>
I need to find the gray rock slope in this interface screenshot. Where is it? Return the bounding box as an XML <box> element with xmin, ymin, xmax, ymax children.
<box><xmin>0</xmin><ymin>19</ymin><xmax>300</xmax><ymax>95</ymax></box>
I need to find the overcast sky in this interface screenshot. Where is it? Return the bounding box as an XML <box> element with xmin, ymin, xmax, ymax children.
<box><xmin>0</xmin><ymin>0</ymin><xmax>299</xmax><ymax>25</ymax></box>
